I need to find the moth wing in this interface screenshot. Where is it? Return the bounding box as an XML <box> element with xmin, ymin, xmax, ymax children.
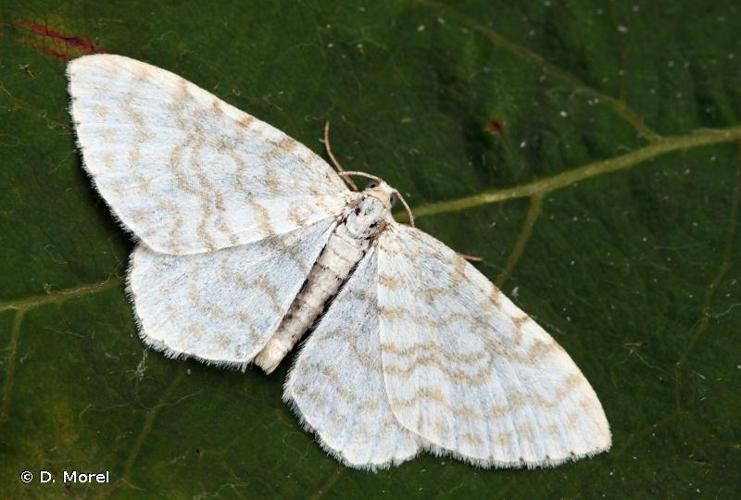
<box><xmin>128</xmin><ymin>219</ymin><xmax>336</xmax><ymax>367</ymax></box>
<box><xmin>376</xmin><ymin>223</ymin><xmax>611</xmax><ymax>467</ymax></box>
<box><xmin>284</xmin><ymin>249</ymin><xmax>422</xmax><ymax>469</ymax></box>
<box><xmin>68</xmin><ymin>54</ymin><xmax>351</xmax><ymax>255</ymax></box>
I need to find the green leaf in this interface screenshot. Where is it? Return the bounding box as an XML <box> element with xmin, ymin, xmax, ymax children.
<box><xmin>1</xmin><ymin>0</ymin><xmax>740</xmax><ymax>498</ymax></box>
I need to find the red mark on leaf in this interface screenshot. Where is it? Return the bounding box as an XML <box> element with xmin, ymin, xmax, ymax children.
<box><xmin>486</xmin><ymin>121</ymin><xmax>504</xmax><ymax>135</ymax></box>
<box><xmin>16</xmin><ymin>20</ymin><xmax>101</xmax><ymax>60</ymax></box>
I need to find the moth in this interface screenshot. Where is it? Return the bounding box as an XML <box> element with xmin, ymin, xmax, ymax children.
<box><xmin>67</xmin><ymin>54</ymin><xmax>611</xmax><ymax>469</ymax></box>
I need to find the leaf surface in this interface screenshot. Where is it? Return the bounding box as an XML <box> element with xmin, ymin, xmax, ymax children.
<box><xmin>1</xmin><ymin>1</ymin><xmax>740</xmax><ymax>497</ymax></box>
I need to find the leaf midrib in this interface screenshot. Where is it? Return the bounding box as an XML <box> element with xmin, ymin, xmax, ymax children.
<box><xmin>396</xmin><ymin>125</ymin><xmax>741</xmax><ymax>221</ymax></box>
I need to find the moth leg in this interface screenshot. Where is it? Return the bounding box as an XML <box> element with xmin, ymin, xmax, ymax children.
<box><xmin>322</xmin><ymin>121</ymin><xmax>358</xmax><ymax>190</ymax></box>
<box><xmin>458</xmin><ymin>252</ymin><xmax>484</xmax><ymax>262</ymax></box>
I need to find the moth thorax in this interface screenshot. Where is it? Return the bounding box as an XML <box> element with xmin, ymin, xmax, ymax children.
<box><xmin>345</xmin><ymin>196</ymin><xmax>388</xmax><ymax>239</ymax></box>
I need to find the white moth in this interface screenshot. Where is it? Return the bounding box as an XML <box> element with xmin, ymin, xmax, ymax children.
<box><xmin>67</xmin><ymin>54</ymin><xmax>611</xmax><ymax>470</ymax></box>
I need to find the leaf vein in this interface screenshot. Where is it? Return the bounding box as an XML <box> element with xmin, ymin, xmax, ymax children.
<box><xmin>496</xmin><ymin>193</ymin><xmax>544</xmax><ymax>287</ymax></box>
<box><xmin>399</xmin><ymin>125</ymin><xmax>741</xmax><ymax>221</ymax></box>
<box><xmin>672</xmin><ymin>141</ymin><xmax>741</xmax><ymax>410</ymax></box>
<box><xmin>416</xmin><ymin>0</ymin><xmax>661</xmax><ymax>142</ymax></box>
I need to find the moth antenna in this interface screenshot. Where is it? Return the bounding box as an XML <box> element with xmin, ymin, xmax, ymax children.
<box><xmin>394</xmin><ymin>190</ymin><xmax>415</xmax><ymax>227</ymax></box>
<box><xmin>337</xmin><ymin>171</ymin><xmax>383</xmax><ymax>183</ymax></box>
<box><xmin>323</xmin><ymin>121</ymin><xmax>358</xmax><ymax>190</ymax></box>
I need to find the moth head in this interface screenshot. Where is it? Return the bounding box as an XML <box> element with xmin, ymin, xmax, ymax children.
<box><xmin>365</xmin><ymin>181</ymin><xmax>397</xmax><ymax>209</ymax></box>
<box><xmin>337</xmin><ymin>171</ymin><xmax>415</xmax><ymax>227</ymax></box>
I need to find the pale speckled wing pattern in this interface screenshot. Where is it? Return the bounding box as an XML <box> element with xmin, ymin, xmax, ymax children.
<box><xmin>128</xmin><ymin>219</ymin><xmax>336</xmax><ymax>366</ymax></box>
<box><xmin>68</xmin><ymin>54</ymin><xmax>610</xmax><ymax>470</ymax></box>
<box><xmin>284</xmin><ymin>250</ymin><xmax>422</xmax><ymax>469</ymax></box>
<box><xmin>376</xmin><ymin>223</ymin><xmax>611</xmax><ymax>467</ymax></box>
<box><xmin>68</xmin><ymin>54</ymin><xmax>350</xmax><ymax>255</ymax></box>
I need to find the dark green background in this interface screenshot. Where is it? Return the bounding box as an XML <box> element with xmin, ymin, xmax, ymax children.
<box><xmin>1</xmin><ymin>0</ymin><xmax>739</xmax><ymax>498</ymax></box>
